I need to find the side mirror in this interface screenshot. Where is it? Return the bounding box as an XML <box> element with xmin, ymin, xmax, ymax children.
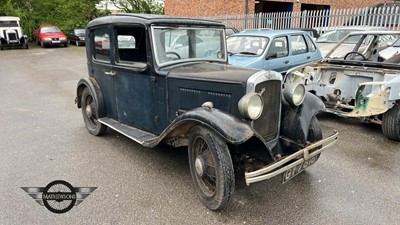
<box><xmin>266</xmin><ymin>52</ymin><xmax>278</xmax><ymax>60</ymax></box>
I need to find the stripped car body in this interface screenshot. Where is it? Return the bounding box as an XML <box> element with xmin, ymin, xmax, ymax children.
<box><xmin>0</xmin><ymin>16</ymin><xmax>29</xmax><ymax>50</ymax></box>
<box><xmin>286</xmin><ymin>30</ymin><xmax>400</xmax><ymax>141</ymax></box>
<box><xmin>75</xmin><ymin>14</ymin><xmax>338</xmax><ymax>210</ymax></box>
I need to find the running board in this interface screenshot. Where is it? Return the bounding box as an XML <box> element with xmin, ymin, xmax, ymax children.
<box><xmin>98</xmin><ymin>118</ymin><xmax>157</xmax><ymax>145</ymax></box>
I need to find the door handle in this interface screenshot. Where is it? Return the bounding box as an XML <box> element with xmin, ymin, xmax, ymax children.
<box><xmin>105</xmin><ymin>71</ymin><xmax>116</xmax><ymax>76</ymax></box>
<box><xmin>284</xmin><ymin>61</ymin><xmax>289</xmax><ymax>64</ymax></box>
<box><xmin>307</xmin><ymin>56</ymin><xmax>311</xmax><ymax>59</ymax></box>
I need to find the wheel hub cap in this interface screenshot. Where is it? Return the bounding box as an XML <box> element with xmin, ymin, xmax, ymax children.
<box><xmin>85</xmin><ymin>105</ymin><xmax>92</xmax><ymax>118</ymax></box>
<box><xmin>195</xmin><ymin>157</ymin><xmax>205</xmax><ymax>177</ymax></box>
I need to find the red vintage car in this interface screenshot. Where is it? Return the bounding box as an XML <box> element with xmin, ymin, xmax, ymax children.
<box><xmin>34</xmin><ymin>25</ymin><xmax>68</xmax><ymax>48</ymax></box>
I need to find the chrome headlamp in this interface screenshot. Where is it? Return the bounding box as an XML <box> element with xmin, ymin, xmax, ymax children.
<box><xmin>238</xmin><ymin>93</ymin><xmax>264</xmax><ymax>120</ymax></box>
<box><xmin>283</xmin><ymin>82</ymin><xmax>305</xmax><ymax>106</ymax></box>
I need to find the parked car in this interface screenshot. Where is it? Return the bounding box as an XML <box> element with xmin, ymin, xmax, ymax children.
<box><xmin>285</xmin><ymin>30</ymin><xmax>400</xmax><ymax>141</ymax></box>
<box><xmin>227</xmin><ymin>29</ymin><xmax>322</xmax><ymax>74</ymax></box>
<box><xmin>0</xmin><ymin>16</ymin><xmax>29</xmax><ymax>50</ymax></box>
<box><xmin>288</xmin><ymin>28</ymin><xmax>320</xmax><ymax>40</ymax></box>
<box><xmin>315</xmin><ymin>26</ymin><xmax>389</xmax><ymax>56</ymax></box>
<box><xmin>225</xmin><ymin>27</ymin><xmax>239</xmax><ymax>37</ymax></box>
<box><xmin>75</xmin><ymin>14</ymin><xmax>338</xmax><ymax>210</ymax></box>
<box><xmin>379</xmin><ymin>37</ymin><xmax>400</xmax><ymax>60</ymax></box>
<box><xmin>67</xmin><ymin>28</ymin><xmax>85</xmax><ymax>46</ymax></box>
<box><xmin>34</xmin><ymin>25</ymin><xmax>68</xmax><ymax>48</ymax></box>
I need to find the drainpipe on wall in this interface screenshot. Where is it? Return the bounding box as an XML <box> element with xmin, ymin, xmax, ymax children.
<box><xmin>245</xmin><ymin>0</ymin><xmax>249</xmax><ymax>29</ymax></box>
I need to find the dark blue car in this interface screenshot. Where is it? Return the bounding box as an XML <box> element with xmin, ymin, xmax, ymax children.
<box><xmin>75</xmin><ymin>14</ymin><xmax>337</xmax><ymax>211</ymax></box>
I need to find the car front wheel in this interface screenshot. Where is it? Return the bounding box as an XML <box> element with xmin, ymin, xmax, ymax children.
<box><xmin>188</xmin><ymin>126</ymin><xmax>234</xmax><ymax>211</ymax></box>
<box><xmin>382</xmin><ymin>103</ymin><xmax>400</xmax><ymax>141</ymax></box>
<box><xmin>81</xmin><ymin>87</ymin><xmax>107</xmax><ymax>136</ymax></box>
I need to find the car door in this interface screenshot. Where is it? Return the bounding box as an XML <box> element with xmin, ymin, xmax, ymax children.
<box><xmin>264</xmin><ymin>36</ymin><xmax>290</xmax><ymax>73</ymax></box>
<box><xmin>90</xmin><ymin>27</ymin><xmax>118</xmax><ymax>119</ymax></box>
<box><xmin>289</xmin><ymin>34</ymin><xmax>321</xmax><ymax>68</ymax></box>
<box><xmin>112</xmin><ymin>25</ymin><xmax>161</xmax><ymax>133</ymax></box>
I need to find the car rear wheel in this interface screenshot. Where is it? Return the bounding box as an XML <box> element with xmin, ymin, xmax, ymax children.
<box><xmin>81</xmin><ymin>87</ymin><xmax>107</xmax><ymax>136</ymax></box>
<box><xmin>188</xmin><ymin>126</ymin><xmax>234</xmax><ymax>211</ymax></box>
<box><xmin>382</xmin><ymin>103</ymin><xmax>400</xmax><ymax>141</ymax></box>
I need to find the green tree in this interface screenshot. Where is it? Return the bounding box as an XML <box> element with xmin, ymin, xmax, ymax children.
<box><xmin>111</xmin><ymin>0</ymin><xmax>164</xmax><ymax>14</ymax></box>
<box><xmin>0</xmin><ymin>0</ymin><xmax>103</xmax><ymax>39</ymax></box>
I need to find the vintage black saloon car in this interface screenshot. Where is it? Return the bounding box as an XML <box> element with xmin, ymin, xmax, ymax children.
<box><xmin>76</xmin><ymin>14</ymin><xmax>338</xmax><ymax>210</ymax></box>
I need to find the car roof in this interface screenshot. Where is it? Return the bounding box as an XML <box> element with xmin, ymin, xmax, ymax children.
<box><xmin>323</xmin><ymin>26</ymin><xmax>387</xmax><ymax>31</ymax></box>
<box><xmin>0</xmin><ymin>16</ymin><xmax>20</xmax><ymax>21</ymax></box>
<box><xmin>230</xmin><ymin>29</ymin><xmax>310</xmax><ymax>37</ymax></box>
<box><xmin>40</xmin><ymin>25</ymin><xmax>58</xmax><ymax>28</ymax></box>
<box><xmin>339</xmin><ymin>30</ymin><xmax>400</xmax><ymax>35</ymax></box>
<box><xmin>87</xmin><ymin>13</ymin><xmax>224</xmax><ymax>29</ymax></box>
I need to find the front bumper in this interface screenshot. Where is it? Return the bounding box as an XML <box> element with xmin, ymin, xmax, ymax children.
<box><xmin>245</xmin><ymin>130</ymin><xmax>338</xmax><ymax>185</ymax></box>
<box><xmin>43</xmin><ymin>40</ymin><xmax>67</xmax><ymax>45</ymax></box>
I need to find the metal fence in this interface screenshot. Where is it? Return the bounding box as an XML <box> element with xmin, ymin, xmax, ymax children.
<box><xmin>202</xmin><ymin>5</ymin><xmax>400</xmax><ymax>33</ymax></box>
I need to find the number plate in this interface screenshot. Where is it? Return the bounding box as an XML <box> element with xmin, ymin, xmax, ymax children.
<box><xmin>52</xmin><ymin>41</ymin><xmax>60</xmax><ymax>43</ymax></box>
<box><xmin>282</xmin><ymin>154</ymin><xmax>320</xmax><ymax>183</ymax></box>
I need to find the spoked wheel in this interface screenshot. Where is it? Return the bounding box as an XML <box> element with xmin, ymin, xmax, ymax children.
<box><xmin>188</xmin><ymin>126</ymin><xmax>234</xmax><ymax>211</ymax></box>
<box><xmin>81</xmin><ymin>87</ymin><xmax>106</xmax><ymax>136</ymax></box>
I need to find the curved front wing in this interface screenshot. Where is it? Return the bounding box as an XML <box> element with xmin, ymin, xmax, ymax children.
<box><xmin>245</xmin><ymin>130</ymin><xmax>339</xmax><ymax>185</ymax></box>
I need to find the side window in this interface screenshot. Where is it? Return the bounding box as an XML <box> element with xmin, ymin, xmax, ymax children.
<box><xmin>291</xmin><ymin>35</ymin><xmax>308</xmax><ymax>55</ymax></box>
<box><xmin>267</xmin><ymin>36</ymin><xmax>288</xmax><ymax>58</ymax></box>
<box><xmin>93</xmin><ymin>28</ymin><xmax>110</xmax><ymax>62</ymax></box>
<box><xmin>305</xmin><ymin>35</ymin><xmax>317</xmax><ymax>52</ymax></box>
<box><xmin>116</xmin><ymin>26</ymin><xmax>147</xmax><ymax>68</ymax></box>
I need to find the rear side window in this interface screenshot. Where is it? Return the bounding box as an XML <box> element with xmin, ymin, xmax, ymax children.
<box><xmin>116</xmin><ymin>26</ymin><xmax>147</xmax><ymax>68</ymax></box>
<box><xmin>305</xmin><ymin>35</ymin><xmax>317</xmax><ymax>52</ymax></box>
<box><xmin>93</xmin><ymin>28</ymin><xmax>110</xmax><ymax>62</ymax></box>
<box><xmin>291</xmin><ymin>35</ymin><xmax>308</xmax><ymax>55</ymax></box>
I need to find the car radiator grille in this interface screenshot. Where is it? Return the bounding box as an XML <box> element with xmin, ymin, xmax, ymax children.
<box><xmin>253</xmin><ymin>80</ymin><xmax>281</xmax><ymax>142</ymax></box>
<box><xmin>5</xmin><ymin>30</ymin><xmax>18</xmax><ymax>41</ymax></box>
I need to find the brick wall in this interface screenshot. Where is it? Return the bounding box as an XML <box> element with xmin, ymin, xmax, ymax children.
<box><xmin>165</xmin><ymin>0</ymin><xmax>387</xmax><ymax>16</ymax></box>
<box><xmin>165</xmin><ymin>0</ymin><xmax>255</xmax><ymax>16</ymax></box>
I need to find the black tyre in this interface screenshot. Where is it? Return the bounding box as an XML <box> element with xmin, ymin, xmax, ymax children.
<box><xmin>382</xmin><ymin>104</ymin><xmax>400</xmax><ymax>141</ymax></box>
<box><xmin>188</xmin><ymin>126</ymin><xmax>235</xmax><ymax>211</ymax></box>
<box><xmin>64</xmin><ymin>42</ymin><xmax>68</xmax><ymax>47</ymax></box>
<box><xmin>81</xmin><ymin>87</ymin><xmax>107</xmax><ymax>136</ymax></box>
<box><xmin>76</xmin><ymin>40</ymin><xmax>79</xmax><ymax>46</ymax></box>
<box><xmin>307</xmin><ymin>116</ymin><xmax>323</xmax><ymax>143</ymax></box>
<box><xmin>41</xmin><ymin>41</ymin><xmax>46</xmax><ymax>48</ymax></box>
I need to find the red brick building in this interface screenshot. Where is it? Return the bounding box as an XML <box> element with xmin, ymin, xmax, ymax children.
<box><xmin>165</xmin><ymin>0</ymin><xmax>390</xmax><ymax>17</ymax></box>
